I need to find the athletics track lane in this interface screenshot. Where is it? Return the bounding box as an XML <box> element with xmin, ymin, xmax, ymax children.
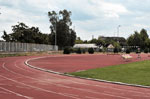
<box><xmin>0</xmin><ymin>54</ymin><xmax>150</xmax><ymax>99</ymax></box>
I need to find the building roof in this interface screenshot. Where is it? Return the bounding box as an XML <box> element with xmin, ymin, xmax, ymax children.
<box><xmin>73</xmin><ymin>44</ymin><xmax>98</xmax><ymax>48</ymax></box>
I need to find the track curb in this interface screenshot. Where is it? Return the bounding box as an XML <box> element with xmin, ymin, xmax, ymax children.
<box><xmin>25</xmin><ymin>56</ymin><xmax>150</xmax><ymax>89</ymax></box>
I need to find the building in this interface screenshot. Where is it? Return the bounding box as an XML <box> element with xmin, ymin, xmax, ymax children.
<box><xmin>107</xmin><ymin>44</ymin><xmax>114</xmax><ymax>52</ymax></box>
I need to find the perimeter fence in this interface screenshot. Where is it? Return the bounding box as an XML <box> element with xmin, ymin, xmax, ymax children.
<box><xmin>0</xmin><ymin>42</ymin><xmax>58</xmax><ymax>52</ymax></box>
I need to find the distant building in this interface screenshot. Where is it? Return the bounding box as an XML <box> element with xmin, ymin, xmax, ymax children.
<box><xmin>107</xmin><ymin>44</ymin><xmax>114</xmax><ymax>52</ymax></box>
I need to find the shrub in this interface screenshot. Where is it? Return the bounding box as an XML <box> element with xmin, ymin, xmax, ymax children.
<box><xmin>63</xmin><ymin>47</ymin><xmax>71</xmax><ymax>54</ymax></box>
<box><xmin>144</xmin><ymin>48</ymin><xmax>149</xmax><ymax>53</ymax></box>
<box><xmin>82</xmin><ymin>49</ymin><xmax>86</xmax><ymax>54</ymax></box>
<box><xmin>126</xmin><ymin>48</ymin><xmax>130</xmax><ymax>54</ymax></box>
<box><xmin>99</xmin><ymin>49</ymin><xmax>103</xmax><ymax>52</ymax></box>
<box><xmin>114</xmin><ymin>47</ymin><xmax>119</xmax><ymax>53</ymax></box>
<box><xmin>76</xmin><ymin>48</ymin><xmax>82</xmax><ymax>54</ymax></box>
<box><xmin>88</xmin><ymin>48</ymin><xmax>94</xmax><ymax>54</ymax></box>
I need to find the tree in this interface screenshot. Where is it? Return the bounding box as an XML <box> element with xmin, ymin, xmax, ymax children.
<box><xmin>145</xmin><ymin>38</ymin><xmax>150</xmax><ymax>48</ymax></box>
<box><xmin>75</xmin><ymin>37</ymin><xmax>84</xmax><ymax>44</ymax></box>
<box><xmin>48</xmin><ymin>9</ymin><xmax>76</xmax><ymax>49</ymax></box>
<box><xmin>140</xmin><ymin>29</ymin><xmax>149</xmax><ymax>49</ymax></box>
<box><xmin>70</xmin><ymin>29</ymin><xmax>76</xmax><ymax>46</ymax></box>
<box><xmin>2</xmin><ymin>30</ymin><xmax>10</xmax><ymax>42</ymax></box>
<box><xmin>2</xmin><ymin>22</ymin><xmax>50</xmax><ymax>44</ymax></box>
<box><xmin>96</xmin><ymin>37</ymin><xmax>105</xmax><ymax>47</ymax></box>
<box><xmin>127</xmin><ymin>29</ymin><xmax>150</xmax><ymax>51</ymax></box>
<box><xmin>127</xmin><ymin>31</ymin><xmax>142</xmax><ymax>47</ymax></box>
<box><xmin>89</xmin><ymin>38</ymin><xmax>97</xmax><ymax>43</ymax></box>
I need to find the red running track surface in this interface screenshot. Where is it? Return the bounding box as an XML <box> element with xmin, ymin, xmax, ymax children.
<box><xmin>0</xmin><ymin>54</ymin><xmax>149</xmax><ymax>99</ymax></box>
<box><xmin>28</xmin><ymin>53</ymin><xmax>150</xmax><ymax>73</ymax></box>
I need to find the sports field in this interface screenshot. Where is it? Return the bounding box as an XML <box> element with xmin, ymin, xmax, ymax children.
<box><xmin>70</xmin><ymin>60</ymin><xmax>150</xmax><ymax>86</ymax></box>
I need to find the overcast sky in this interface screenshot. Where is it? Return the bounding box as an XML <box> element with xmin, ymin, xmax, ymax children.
<box><xmin>0</xmin><ymin>0</ymin><xmax>150</xmax><ymax>40</ymax></box>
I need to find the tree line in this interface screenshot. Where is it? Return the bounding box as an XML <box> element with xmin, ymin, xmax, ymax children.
<box><xmin>2</xmin><ymin>9</ymin><xmax>76</xmax><ymax>49</ymax></box>
<box><xmin>75</xmin><ymin>28</ymin><xmax>150</xmax><ymax>52</ymax></box>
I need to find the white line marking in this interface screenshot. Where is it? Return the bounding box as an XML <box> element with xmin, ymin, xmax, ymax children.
<box><xmin>3</xmin><ymin>61</ymin><xmax>131</xmax><ymax>99</ymax></box>
<box><xmin>25</xmin><ymin>56</ymin><xmax>150</xmax><ymax>95</ymax></box>
<box><xmin>0</xmin><ymin>74</ymin><xmax>80</xmax><ymax>99</ymax></box>
<box><xmin>0</xmin><ymin>87</ymin><xmax>32</xmax><ymax>99</ymax></box>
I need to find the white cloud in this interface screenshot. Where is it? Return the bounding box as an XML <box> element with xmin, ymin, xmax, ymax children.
<box><xmin>0</xmin><ymin>0</ymin><xmax>150</xmax><ymax>40</ymax></box>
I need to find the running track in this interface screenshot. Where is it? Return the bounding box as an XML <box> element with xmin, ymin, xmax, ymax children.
<box><xmin>0</xmin><ymin>54</ymin><xmax>150</xmax><ymax>99</ymax></box>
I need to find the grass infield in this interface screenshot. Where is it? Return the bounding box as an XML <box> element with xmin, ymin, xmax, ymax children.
<box><xmin>69</xmin><ymin>60</ymin><xmax>150</xmax><ymax>86</ymax></box>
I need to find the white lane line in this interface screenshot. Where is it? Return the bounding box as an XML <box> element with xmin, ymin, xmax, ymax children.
<box><xmin>16</xmin><ymin>59</ymin><xmax>150</xmax><ymax>98</ymax></box>
<box><xmin>3</xmin><ymin>61</ymin><xmax>130</xmax><ymax>99</ymax></box>
<box><xmin>0</xmin><ymin>74</ymin><xmax>80</xmax><ymax>99</ymax></box>
<box><xmin>18</xmin><ymin>65</ymin><xmax>150</xmax><ymax>97</ymax></box>
<box><xmin>15</xmin><ymin>85</ymin><xmax>31</xmax><ymax>89</ymax></box>
<box><xmin>85</xmin><ymin>96</ymin><xmax>100</xmax><ymax>99</ymax></box>
<box><xmin>25</xmin><ymin>57</ymin><xmax>150</xmax><ymax>95</ymax></box>
<box><xmin>0</xmin><ymin>91</ymin><xmax>11</xmax><ymax>94</ymax></box>
<box><xmin>13</xmin><ymin>62</ymin><xmax>133</xmax><ymax>99</ymax></box>
<box><xmin>0</xmin><ymin>87</ymin><xmax>32</xmax><ymax>99</ymax></box>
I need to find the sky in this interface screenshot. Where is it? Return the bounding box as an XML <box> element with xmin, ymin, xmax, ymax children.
<box><xmin>0</xmin><ymin>0</ymin><xmax>150</xmax><ymax>40</ymax></box>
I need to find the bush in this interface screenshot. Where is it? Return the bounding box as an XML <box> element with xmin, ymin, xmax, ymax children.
<box><xmin>99</xmin><ymin>49</ymin><xmax>103</xmax><ymax>52</ymax></box>
<box><xmin>136</xmin><ymin>49</ymin><xmax>139</xmax><ymax>54</ymax></box>
<box><xmin>88</xmin><ymin>48</ymin><xmax>94</xmax><ymax>54</ymax></box>
<box><xmin>114</xmin><ymin>47</ymin><xmax>119</xmax><ymax>53</ymax></box>
<box><xmin>82</xmin><ymin>49</ymin><xmax>86</xmax><ymax>54</ymax></box>
<box><xmin>144</xmin><ymin>48</ymin><xmax>149</xmax><ymax>53</ymax></box>
<box><xmin>76</xmin><ymin>48</ymin><xmax>82</xmax><ymax>54</ymax></box>
<box><xmin>63</xmin><ymin>47</ymin><xmax>71</xmax><ymax>54</ymax></box>
<box><xmin>126</xmin><ymin>48</ymin><xmax>130</xmax><ymax>54</ymax></box>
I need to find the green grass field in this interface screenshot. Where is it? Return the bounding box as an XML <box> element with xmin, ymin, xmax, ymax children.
<box><xmin>69</xmin><ymin>60</ymin><xmax>150</xmax><ymax>86</ymax></box>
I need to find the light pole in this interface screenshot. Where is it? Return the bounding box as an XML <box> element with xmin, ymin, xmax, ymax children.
<box><xmin>55</xmin><ymin>21</ymin><xmax>57</xmax><ymax>50</ymax></box>
<box><xmin>117</xmin><ymin>25</ymin><xmax>121</xmax><ymax>37</ymax></box>
<box><xmin>54</xmin><ymin>16</ymin><xmax>58</xmax><ymax>51</ymax></box>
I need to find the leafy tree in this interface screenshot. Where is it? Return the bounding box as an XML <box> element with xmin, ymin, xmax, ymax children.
<box><xmin>96</xmin><ymin>37</ymin><xmax>105</xmax><ymax>47</ymax></box>
<box><xmin>2</xmin><ymin>30</ymin><xmax>10</xmax><ymax>42</ymax></box>
<box><xmin>145</xmin><ymin>38</ymin><xmax>150</xmax><ymax>48</ymax></box>
<box><xmin>2</xmin><ymin>22</ymin><xmax>50</xmax><ymax>44</ymax></box>
<box><xmin>48</xmin><ymin>9</ymin><xmax>76</xmax><ymax>49</ymax></box>
<box><xmin>127</xmin><ymin>31</ymin><xmax>142</xmax><ymax>47</ymax></box>
<box><xmin>70</xmin><ymin>29</ymin><xmax>76</xmax><ymax>46</ymax></box>
<box><xmin>89</xmin><ymin>38</ymin><xmax>97</xmax><ymax>43</ymax></box>
<box><xmin>127</xmin><ymin>29</ymin><xmax>150</xmax><ymax>51</ymax></box>
<box><xmin>75</xmin><ymin>37</ymin><xmax>84</xmax><ymax>44</ymax></box>
<box><xmin>140</xmin><ymin>29</ymin><xmax>149</xmax><ymax>49</ymax></box>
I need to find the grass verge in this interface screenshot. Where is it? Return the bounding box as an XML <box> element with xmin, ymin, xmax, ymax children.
<box><xmin>0</xmin><ymin>51</ymin><xmax>63</xmax><ymax>58</ymax></box>
<box><xmin>69</xmin><ymin>60</ymin><xmax>150</xmax><ymax>86</ymax></box>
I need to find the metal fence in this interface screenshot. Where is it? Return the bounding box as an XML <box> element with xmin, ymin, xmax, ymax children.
<box><xmin>0</xmin><ymin>42</ymin><xmax>58</xmax><ymax>52</ymax></box>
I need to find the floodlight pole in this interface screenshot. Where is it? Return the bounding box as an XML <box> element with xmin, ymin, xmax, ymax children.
<box><xmin>117</xmin><ymin>25</ymin><xmax>121</xmax><ymax>37</ymax></box>
<box><xmin>55</xmin><ymin>21</ymin><xmax>57</xmax><ymax>50</ymax></box>
<box><xmin>117</xmin><ymin>25</ymin><xmax>121</xmax><ymax>44</ymax></box>
<box><xmin>54</xmin><ymin>16</ymin><xmax>58</xmax><ymax>51</ymax></box>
